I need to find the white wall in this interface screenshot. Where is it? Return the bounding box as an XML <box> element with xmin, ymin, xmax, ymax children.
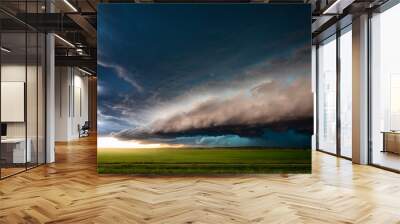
<box><xmin>72</xmin><ymin>73</ymin><xmax>89</xmax><ymax>138</ymax></box>
<box><xmin>55</xmin><ymin>67</ymin><xmax>70</xmax><ymax>141</ymax></box>
<box><xmin>55</xmin><ymin>67</ymin><xmax>89</xmax><ymax>141</ymax></box>
<box><xmin>1</xmin><ymin>65</ymin><xmax>40</xmax><ymax>137</ymax></box>
<box><xmin>1</xmin><ymin>63</ymin><xmax>46</xmax><ymax>164</ymax></box>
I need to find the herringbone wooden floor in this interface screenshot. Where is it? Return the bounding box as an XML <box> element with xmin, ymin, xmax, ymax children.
<box><xmin>1</xmin><ymin>136</ymin><xmax>400</xmax><ymax>224</ymax></box>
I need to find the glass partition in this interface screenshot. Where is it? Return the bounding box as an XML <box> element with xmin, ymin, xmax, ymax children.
<box><xmin>1</xmin><ymin>31</ymin><xmax>28</xmax><ymax>177</ymax></box>
<box><xmin>370</xmin><ymin>4</ymin><xmax>400</xmax><ymax>171</ymax></box>
<box><xmin>317</xmin><ymin>35</ymin><xmax>337</xmax><ymax>154</ymax></box>
<box><xmin>0</xmin><ymin>2</ymin><xmax>46</xmax><ymax>179</ymax></box>
<box><xmin>339</xmin><ymin>27</ymin><xmax>352</xmax><ymax>158</ymax></box>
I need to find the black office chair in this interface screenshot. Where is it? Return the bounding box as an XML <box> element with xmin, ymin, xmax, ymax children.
<box><xmin>79</xmin><ymin>121</ymin><xmax>90</xmax><ymax>138</ymax></box>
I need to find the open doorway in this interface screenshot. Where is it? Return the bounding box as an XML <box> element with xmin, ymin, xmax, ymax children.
<box><xmin>54</xmin><ymin>66</ymin><xmax>96</xmax><ymax>143</ymax></box>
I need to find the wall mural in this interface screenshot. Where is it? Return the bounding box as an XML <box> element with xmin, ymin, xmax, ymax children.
<box><xmin>97</xmin><ymin>4</ymin><xmax>312</xmax><ymax>174</ymax></box>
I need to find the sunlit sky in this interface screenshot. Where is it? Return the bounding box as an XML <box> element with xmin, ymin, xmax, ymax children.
<box><xmin>98</xmin><ymin>137</ymin><xmax>184</xmax><ymax>149</ymax></box>
<box><xmin>98</xmin><ymin>4</ymin><xmax>312</xmax><ymax>149</ymax></box>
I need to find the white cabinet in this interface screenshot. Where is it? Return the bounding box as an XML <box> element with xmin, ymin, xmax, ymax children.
<box><xmin>1</xmin><ymin>138</ymin><xmax>32</xmax><ymax>163</ymax></box>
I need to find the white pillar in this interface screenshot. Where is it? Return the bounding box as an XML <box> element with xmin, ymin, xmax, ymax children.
<box><xmin>352</xmin><ymin>14</ymin><xmax>369</xmax><ymax>164</ymax></box>
<box><xmin>46</xmin><ymin>32</ymin><xmax>55</xmax><ymax>163</ymax></box>
<box><xmin>312</xmin><ymin>45</ymin><xmax>317</xmax><ymax>150</ymax></box>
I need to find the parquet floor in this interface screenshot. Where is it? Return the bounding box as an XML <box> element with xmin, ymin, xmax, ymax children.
<box><xmin>1</xmin><ymin>136</ymin><xmax>400</xmax><ymax>224</ymax></box>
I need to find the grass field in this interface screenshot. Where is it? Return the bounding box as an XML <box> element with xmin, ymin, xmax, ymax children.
<box><xmin>97</xmin><ymin>148</ymin><xmax>311</xmax><ymax>174</ymax></box>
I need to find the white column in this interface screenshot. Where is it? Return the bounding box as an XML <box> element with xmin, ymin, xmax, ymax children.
<box><xmin>312</xmin><ymin>45</ymin><xmax>317</xmax><ymax>150</ymax></box>
<box><xmin>46</xmin><ymin>32</ymin><xmax>55</xmax><ymax>163</ymax></box>
<box><xmin>352</xmin><ymin>14</ymin><xmax>369</xmax><ymax>164</ymax></box>
<box><xmin>45</xmin><ymin>0</ymin><xmax>56</xmax><ymax>163</ymax></box>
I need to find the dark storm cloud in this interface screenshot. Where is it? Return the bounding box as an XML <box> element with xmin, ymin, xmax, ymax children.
<box><xmin>153</xmin><ymin>77</ymin><xmax>311</xmax><ymax>133</ymax></box>
<box><xmin>115</xmin><ymin>76</ymin><xmax>312</xmax><ymax>141</ymax></box>
<box><xmin>116</xmin><ymin>119</ymin><xmax>313</xmax><ymax>141</ymax></box>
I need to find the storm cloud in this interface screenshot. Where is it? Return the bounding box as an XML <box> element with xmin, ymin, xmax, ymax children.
<box><xmin>115</xmin><ymin>77</ymin><xmax>312</xmax><ymax>141</ymax></box>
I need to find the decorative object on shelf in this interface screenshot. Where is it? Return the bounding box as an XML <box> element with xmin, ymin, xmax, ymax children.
<box><xmin>382</xmin><ymin>131</ymin><xmax>400</xmax><ymax>154</ymax></box>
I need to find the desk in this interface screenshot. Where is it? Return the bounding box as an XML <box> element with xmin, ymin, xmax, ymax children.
<box><xmin>1</xmin><ymin>138</ymin><xmax>31</xmax><ymax>163</ymax></box>
<box><xmin>382</xmin><ymin>131</ymin><xmax>400</xmax><ymax>154</ymax></box>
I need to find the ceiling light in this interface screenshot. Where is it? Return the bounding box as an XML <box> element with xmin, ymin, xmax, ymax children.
<box><xmin>78</xmin><ymin>67</ymin><xmax>93</xmax><ymax>76</ymax></box>
<box><xmin>76</xmin><ymin>48</ymin><xmax>85</xmax><ymax>56</ymax></box>
<box><xmin>63</xmin><ymin>0</ymin><xmax>78</xmax><ymax>12</ymax></box>
<box><xmin>322</xmin><ymin>0</ymin><xmax>342</xmax><ymax>14</ymax></box>
<box><xmin>322</xmin><ymin>0</ymin><xmax>355</xmax><ymax>15</ymax></box>
<box><xmin>54</xmin><ymin>34</ymin><xmax>75</xmax><ymax>48</ymax></box>
<box><xmin>1</xmin><ymin>47</ymin><xmax>11</xmax><ymax>53</ymax></box>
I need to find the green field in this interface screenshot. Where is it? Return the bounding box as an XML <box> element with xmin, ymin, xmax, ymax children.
<box><xmin>97</xmin><ymin>148</ymin><xmax>311</xmax><ymax>174</ymax></box>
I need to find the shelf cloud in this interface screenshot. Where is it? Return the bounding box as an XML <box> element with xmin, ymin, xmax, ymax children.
<box><xmin>115</xmin><ymin>76</ymin><xmax>312</xmax><ymax>142</ymax></box>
